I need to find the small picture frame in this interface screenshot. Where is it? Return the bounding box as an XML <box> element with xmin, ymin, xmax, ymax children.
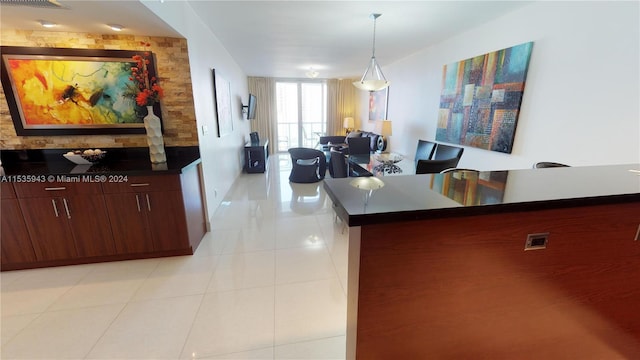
<box><xmin>368</xmin><ymin>87</ymin><xmax>389</xmax><ymax>121</ymax></box>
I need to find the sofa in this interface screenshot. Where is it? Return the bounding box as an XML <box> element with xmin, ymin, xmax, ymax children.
<box><xmin>318</xmin><ymin>130</ymin><xmax>384</xmax><ymax>153</ymax></box>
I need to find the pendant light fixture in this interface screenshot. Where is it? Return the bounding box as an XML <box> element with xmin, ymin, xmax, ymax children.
<box><xmin>353</xmin><ymin>13</ymin><xmax>390</xmax><ymax>91</ymax></box>
<box><xmin>305</xmin><ymin>67</ymin><xmax>319</xmax><ymax>78</ymax></box>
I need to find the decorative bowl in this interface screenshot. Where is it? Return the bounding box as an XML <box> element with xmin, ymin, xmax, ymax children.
<box><xmin>81</xmin><ymin>152</ymin><xmax>107</xmax><ymax>163</ymax></box>
<box><xmin>63</xmin><ymin>151</ymin><xmax>106</xmax><ymax>165</ymax></box>
<box><xmin>374</xmin><ymin>153</ymin><xmax>403</xmax><ymax>165</ymax></box>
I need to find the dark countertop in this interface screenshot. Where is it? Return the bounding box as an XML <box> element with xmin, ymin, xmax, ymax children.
<box><xmin>0</xmin><ymin>146</ymin><xmax>201</xmax><ymax>177</ymax></box>
<box><xmin>323</xmin><ymin>164</ymin><xmax>640</xmax><ymax>226</ymax></box>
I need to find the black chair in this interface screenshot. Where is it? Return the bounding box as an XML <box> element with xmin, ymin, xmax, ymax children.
<box><xmin>329</xmin><ymin>149</ymin><xmax>348</xmax><ymax>178</ymax></box>
<box><xmin>346</xmin><ymin>137</ymin><xmax>371</xmax><ymax>155</ymax></box>
<box><xmin>432</xmin><ymin>143</ymin><xmax>464</xmax><ymax>161</ymax></box>
<box><xmin>415</xmin><ymin>158</ymin><xmax>461</xmax><ymax>174</ymax></box>
<box><xmin>534</xmin><ymin>161</ymin><xmax>570</xmax><ymax>168</ymax></box>
<box><xmin>288</xmin><ymin>147</ymin><xmax>326</xmax><ymax>183</ymax></box>
<box><xmin>415</xmin><ymin>140</ymin><xmax>437</xmax><ymax>168</ymax></box>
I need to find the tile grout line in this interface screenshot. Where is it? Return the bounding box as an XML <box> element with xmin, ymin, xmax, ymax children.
<box><xmin>272</xmin><ymin>236</ymin><xmax>277</xmax><ymax>360</ymax></box>
<box><xmin>82</xmin><ymin>259</ymin><xmax>163</xmax><ymax>359</ymax></box>
<box><xmin>176</xmin><ymin>239</ymin><xmax>225</xmax><ymax>359</ymax></box>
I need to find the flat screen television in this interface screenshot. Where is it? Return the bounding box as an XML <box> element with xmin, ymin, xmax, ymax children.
<box><xmin>246</xmin><ymin>94</ymin><xmax>257</xmax><ymax>120</ymax></box>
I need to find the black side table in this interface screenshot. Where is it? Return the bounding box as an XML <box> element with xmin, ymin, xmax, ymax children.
<box><xmin>244</xmin><ymin>139</ymin><xmax>269</xmax><ymax>173</ymax></box>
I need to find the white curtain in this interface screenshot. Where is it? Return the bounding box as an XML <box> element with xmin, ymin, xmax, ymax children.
<box><xmin>249</xmin><ymin>77</ymin><xmax>358</xmax><ymax>153</ymax></box>
<box><xmin>248</xmin><ymin>77</ymin><xmax>277</xmax><ymax>154</ymax></box>
<box><xmin>326</xmin><ymin>79</ymin><xmax>358</xmax><ymax>136</ymax></box>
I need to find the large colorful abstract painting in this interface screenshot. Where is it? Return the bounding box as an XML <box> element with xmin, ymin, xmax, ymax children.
<box><xmin>0</xmin><ymin>46</ymin><xmax>161</xmax><ymax>136</ymax></box>
<box><xmin>436</xmin><ymin>42</ymin><xmax>533</xmax><ymax>153</ymax></box>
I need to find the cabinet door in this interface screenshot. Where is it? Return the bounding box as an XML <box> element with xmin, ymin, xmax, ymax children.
<box><xmin>66</xmin><ymin>194</ymin><xmax>116</xmax><ymax>257</ymax></box>
<box><xmin>146</xmin><ymin>191</ymin><xmax>189</xmax><ymax>251</ymax></box>
<box><xmin>19</xmin><ymin>197</ymin><xmax>77</xmax><ymax>261</ymax></box>
<box><xmin>104</xmin><ymin>193</ymin><xmax>154</xmax><ymax>254</ymax></box>
<box><xmin>1</xmin><ymin>198</ymin><xmax>37</xmax><ymax>265</ymax></box>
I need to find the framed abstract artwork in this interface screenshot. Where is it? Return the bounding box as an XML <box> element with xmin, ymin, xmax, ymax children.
<box><xmin>0</xmin><ymin>46</ymin><xmax>162</xmax><ymax>136</ymax></box>
<box><xmin>212</xmin><ymin>68</ymin><xmax>233</xmax><ymax>137</ymax></box>
<box><xmin>436</xmin><ymin>42</ymin><xmax>533</xmax><ymax>153</ymax></box>
<box><xmin>368</xmin><ymin>87</ymin><xmax>388</xmax><ymax>121</ymax></box>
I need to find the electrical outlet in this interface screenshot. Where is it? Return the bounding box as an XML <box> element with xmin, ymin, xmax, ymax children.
<box><xmin>525</xmin><ymin>233</ymin><xmax>549</xmax><ymax>250</ymax></box>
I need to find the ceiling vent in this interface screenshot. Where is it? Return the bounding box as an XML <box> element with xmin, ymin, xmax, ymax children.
<box><xmin>0</xmin><ymin>0</ymin><xmax>67</xmax><ymax>9</ymax></box>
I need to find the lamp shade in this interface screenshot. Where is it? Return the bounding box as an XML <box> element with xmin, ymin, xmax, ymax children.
<box><xmin>353</xmin><ymin>79</ymin><xmax>391</xmax><ymax>92</ymax></box>
<box><xmin>376</xmin><ymin>120</ymin><xmax>392</xmax><ymax>136</ymax></box>
<box><xmin>343</xmin><ymin>117</ymin><xmax>355</xmax><ymax>129</ymax></box>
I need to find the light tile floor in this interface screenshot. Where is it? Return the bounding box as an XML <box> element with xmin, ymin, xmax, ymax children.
<box><xmin>1</xmin><ymin>154</ymin><xmax>348</xmax><ymax>360</ymax></box>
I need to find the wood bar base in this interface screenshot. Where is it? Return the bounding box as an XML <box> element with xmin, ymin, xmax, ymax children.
<box><xmin>348</xmin><ymin>202</ymin><xmax>640</xmax><ymax>359</ymax></box>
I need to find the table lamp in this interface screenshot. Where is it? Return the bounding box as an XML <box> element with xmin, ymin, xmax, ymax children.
<box><xmin>375</xmin><ymin>119</ymin><xmax>392</xmax><ymax>152</ymax></box>
<box><xmin>343</xmin><ymin>117</ymin><xmax>355</xmax><ymax>135</ymax></box>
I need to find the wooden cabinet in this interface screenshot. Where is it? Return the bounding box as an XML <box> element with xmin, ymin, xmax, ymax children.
<box><xmin>2</xmin><ymin>168</ymin><xmax>205</xmax><ymax>271</ymax></box>
<box><xmin>103</xmin><ymin>175</ymin><xmax>190</xmax><ymax>254</ymax></box>
<box><xmin>14</xmin><ymin>182</ymin><xmax>115</xmax><ymax>261</ymax></box>
<box><xmin>1</xmin><ymin>183</ymin><xmax>37</xmax><ymax>267</ymax></box>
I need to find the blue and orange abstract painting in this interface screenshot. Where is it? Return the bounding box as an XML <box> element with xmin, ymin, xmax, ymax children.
<box><xmin>436</xmin><ymin>42</ymin><xmax>533</xmax><ymax>153</ymax></box>
<box><xmin>6</xmin><ymin>57</ymin><xmax>139</xmax><ymax>127</ymax></box>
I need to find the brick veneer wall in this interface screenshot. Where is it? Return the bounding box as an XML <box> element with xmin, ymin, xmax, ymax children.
<box><xmin>0</xmin><ymin>30</ymin><xmax>198</xmax><ymax>149</ymax></box>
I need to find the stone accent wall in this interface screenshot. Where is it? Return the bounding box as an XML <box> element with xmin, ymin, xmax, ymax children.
<box><xmin>0</xmin><ymin>30</ymin><xmax>198</xmax><ymax>149</ymax></box>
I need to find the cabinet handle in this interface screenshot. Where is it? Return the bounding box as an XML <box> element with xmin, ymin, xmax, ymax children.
<box><xmin>51</xmin><ymin>199</ymin><xmax>59</xmax><ymax>217</ymax></box>
<box><xmin>146</xmin><ymin>193</ymin><xmax>151</xmax><ymax>212</ymax></box>
<box><xmin>62</xmin><ymin>198</ymin><xmax>71</xmax><ymax>219</ymax></box>
<box><xmin>130</xmin><ymin>183</ymin><xmax>150</xmax><ymax>187</ymax></box>
<box><xmin>135</xmin><ymin>194</ymin><xmax>141</xmax><ymax>212</ymax></box>
<box><xmin>45</xmin><ymin>187</ymin><xmax>66</xmax><ymax>191</ymax></box>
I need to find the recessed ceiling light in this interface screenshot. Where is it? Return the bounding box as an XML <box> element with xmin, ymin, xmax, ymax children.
<box><xmin>38</xmin><ymin>19</ymin><xmax>56</xmax><ymax>28</ymax></box>
<box><xmin>108</xmin><ymin>24</ymin><xmax>124</xmax><ymax>31</ymax></box>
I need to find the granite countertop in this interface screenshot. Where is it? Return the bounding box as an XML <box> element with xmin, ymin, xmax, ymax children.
<box><xmin>324</xmin><ymin>163</ymin><xmax>640</xmax><ymax>226</ymax></box>
<box><xmin>0</xmin><ymin>146</ymin><xmax>201</xmax><ymax>177</ymax></box>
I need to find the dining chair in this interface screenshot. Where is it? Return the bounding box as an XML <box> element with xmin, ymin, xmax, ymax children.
<box><xmin>432</xmin><ymin>143</ymin><xmax>464</xmax><ymax>161</ymax></box>
<box><xmin>415</xmin><ymin>158</ymin><xmax>461</xmax><ymax>174</ymax></box>
<box><xmin>346</xmin><ymin>136</ymin><xmax>371</xmax><ymax>156</ymax></box>
<box><xmin>329</xmin><ymin>149</ymin><xmax>349</xmax><ymax>178</ymax></box>
<box><xmin>415</xmin><ymin>139</ymin><xmax>437</xmax><ymax>168</ymax></box>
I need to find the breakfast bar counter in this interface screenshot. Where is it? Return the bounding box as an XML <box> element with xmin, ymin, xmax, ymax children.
<box><xmin>323</xmin><ymin>164</ymin><xmax>640</xmax><ymax>359</ymax></box>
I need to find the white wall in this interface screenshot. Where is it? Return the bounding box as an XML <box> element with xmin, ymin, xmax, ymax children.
<box><xmin>361</xmin><ymin>1</ymin><xmax>639</xmax><ymax>170</ymax></box>
<box><xmin>142</xmin><ymin>1</ymin><xmax>251</xmax><ymax>221</ymax></box>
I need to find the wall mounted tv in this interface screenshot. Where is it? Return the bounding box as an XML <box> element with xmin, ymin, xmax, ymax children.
<box><xmin>246</xmin><ymin>94</ymin><xmax>257</xmax><ymax>120</ymax></box>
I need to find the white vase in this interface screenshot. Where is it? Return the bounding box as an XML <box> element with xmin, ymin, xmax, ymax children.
<box><xmin>144</xmin><ymin>105</ymin><xmax>167</xmax><ymax>164</ymax></box>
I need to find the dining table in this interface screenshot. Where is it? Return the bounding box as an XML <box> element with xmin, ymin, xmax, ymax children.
<box><xmin>348</xmin><ymin>152</ymin><xmax>414</xmax><ymax>177</ymax></box>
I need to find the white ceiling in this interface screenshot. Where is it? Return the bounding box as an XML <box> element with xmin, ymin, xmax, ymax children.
<box><xmin>0</xmin><ymin>0</ymin><xmax>533</xmax><ymax>79</ymax></box>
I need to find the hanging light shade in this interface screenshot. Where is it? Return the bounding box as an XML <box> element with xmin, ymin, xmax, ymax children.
<box><xmin>353</xmin><ymin>13</ymin><xmax>390</xmax><ymax>91</ymax></box>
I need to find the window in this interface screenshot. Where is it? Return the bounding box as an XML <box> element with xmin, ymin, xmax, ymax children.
<box><xmin>276</xmin><ymin>81</ymin><xmax>327</xmax><ymax>152</ymax></box>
